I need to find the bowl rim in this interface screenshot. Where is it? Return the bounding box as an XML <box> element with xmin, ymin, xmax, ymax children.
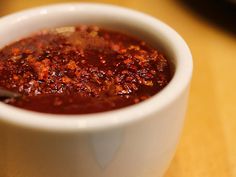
<box><xmin>0</xmin><ymin>3</ymin><xmax>193</xmax><ymax>132</ymax></box>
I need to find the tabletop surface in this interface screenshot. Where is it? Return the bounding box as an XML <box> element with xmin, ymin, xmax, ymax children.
<box><xmin>1</xmin><ymin>0</ymin><xmax>235</xmax><ymax>176</ymax></box>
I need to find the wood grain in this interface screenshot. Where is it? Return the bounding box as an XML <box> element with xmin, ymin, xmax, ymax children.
<box><xmin>1</xmin><ymin>0</ymin><xmax>236</xmax><ymax>176</ymax></box>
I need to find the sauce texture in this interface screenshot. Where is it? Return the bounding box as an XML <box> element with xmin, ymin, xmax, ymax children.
<box><xmin>0</xmin><ymin>25</ymin><xmax>172</xmax><ymax>114</ymax></box>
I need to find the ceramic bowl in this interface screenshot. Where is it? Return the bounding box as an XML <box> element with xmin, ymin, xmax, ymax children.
<box><xmin>0</xmin><ymin>3</ymin><xmax>192</xmax><ymax>177</ymax></box>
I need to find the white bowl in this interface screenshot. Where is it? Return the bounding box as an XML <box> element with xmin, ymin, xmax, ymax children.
<box><xmin>0</xmin><ymin>3</ymin><xmax>192</xmax><ymax>177</ymax></box>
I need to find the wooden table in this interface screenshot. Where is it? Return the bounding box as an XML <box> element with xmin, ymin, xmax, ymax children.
<box><xmin>1</xmin><ymin>0</ymin><xmax>235</xmax><ymax>176</ymax></box>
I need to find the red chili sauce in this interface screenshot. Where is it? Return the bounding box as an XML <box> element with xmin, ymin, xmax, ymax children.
<box><xmin>0</xmin><ymin>25</ymin><xmax>172</xmax><ymax>114</ymax></box>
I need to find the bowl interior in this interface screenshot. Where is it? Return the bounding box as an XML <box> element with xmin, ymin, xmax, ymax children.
<box><xmin>0</xmin><ymin>4</ymin><xmax>176</xmax><ymax>66</ymax></box>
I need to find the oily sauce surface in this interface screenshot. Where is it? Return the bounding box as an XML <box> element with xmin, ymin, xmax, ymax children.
<box><xmin>0</xmin><ymin>25</ymin><xmax>172</xmax><ymax>114</ymax></box>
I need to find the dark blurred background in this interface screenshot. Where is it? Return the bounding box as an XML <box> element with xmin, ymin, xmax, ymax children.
<box><xmin>180</xmin><ymin>0</ymin><xmax>236</xmax><ymax>35</ymax></box>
